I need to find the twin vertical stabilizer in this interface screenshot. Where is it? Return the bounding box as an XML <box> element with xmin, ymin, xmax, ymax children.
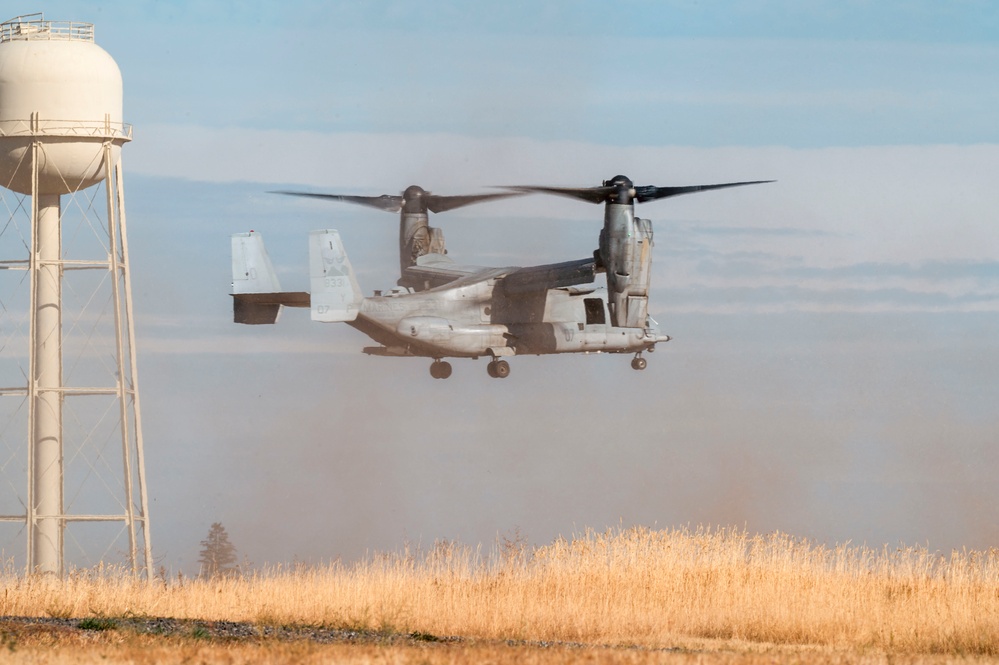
<box><xmin>231</xmin><ymin>231</ymin><xmax>282</xmax><ymax>295</ymax></box>
<box><xmin>308</xmin><ymin>229</ymin><xmax>362</xmax><ymax>322</ymax></box>
<box><xmin>230</xmin><ymin>229</ymin><xmax>362</xmax><ymax>324</ymax></box>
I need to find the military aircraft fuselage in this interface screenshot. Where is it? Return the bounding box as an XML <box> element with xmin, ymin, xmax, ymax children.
<box><xmin>351</xmin><ymin>275</ymin><xmax>665</xmax><ymax>360</ymax></box>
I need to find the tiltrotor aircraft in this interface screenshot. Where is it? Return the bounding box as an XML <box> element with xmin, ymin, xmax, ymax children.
<box><xmin>230</xmin><ymin>177</ymin><xmax>770</xmax><ymax>379</ymax></box>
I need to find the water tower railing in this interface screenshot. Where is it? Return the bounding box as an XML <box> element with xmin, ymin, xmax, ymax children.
<box><xmin>0</xmin><ymin>17</ymin><xmax>94</xmax><ymax>44</ymax></box>
<box><xmin>0</xmin><ymin>118</ymin><xmax>132</xmax><ymax>141</ymax></box>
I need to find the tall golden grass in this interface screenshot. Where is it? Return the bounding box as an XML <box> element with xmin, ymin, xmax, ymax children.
<box><xmin>1</xmin><ymin>526</ymin><xmax>997</xmax><ymax>655</ymax></box>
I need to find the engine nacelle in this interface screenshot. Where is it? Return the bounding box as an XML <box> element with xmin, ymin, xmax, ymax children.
<box><xmin>399</xmin><ymin>213</ymin><xmax>447</xmax><ymax>290</ymax></box>
<box><xmin>599</xmin><ymin>203</ymin><xmax>653</xmax><ymax>328</ymax></box>
<box><xmin>396</xmin><ymin>316</ymin><xmax>508</xmax><ymax>355</ymax></box>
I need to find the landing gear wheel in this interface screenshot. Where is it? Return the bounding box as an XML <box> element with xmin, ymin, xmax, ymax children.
<box><xmin>430</xmin><ymin>360</ymin><xmax>453</xmax><ymax>379</ymax></box>
<box><xmin>493</xmin><ymin>359</ymin><xmax>511</xmax><ymax>378</ymax></box>
<box><xmin>487</xmin><ymin>361</ymin><xmax>498</xmax><ymax>378</ymax></box>
<box><xmin>631</xmin><ymin>355</ymin><xmax>648</xmax><ymax>371</ymax></box>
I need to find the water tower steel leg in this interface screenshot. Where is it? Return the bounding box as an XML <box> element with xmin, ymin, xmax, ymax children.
<box><xmin>30</xmin><ymin>145</ymin><xmax>64</xmax><ymax>575</ymax></box>
<box><xmin>103</xmin><ymin>151</ymin><xmax>154</xmax><ymax>577</ymax></box>
<box><xmin>104</xmin><ymin>144</ymin><xmax>137</xmax><ymax>573</ymax></box>
<box><xmin>114</xmin><ymin>159</ymin><xmax>154</xmax><ymax>577</ymax></box>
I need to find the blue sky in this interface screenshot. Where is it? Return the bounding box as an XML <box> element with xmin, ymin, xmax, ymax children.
<box><xmin>51</xmin><ymin>0</ymin><xmax>991</xmax><ymax>170</ymax></box>
<box><xmin>81</xmin><ymin>0</ymin><xmax>999</xmax><ymax>146</ymax></box>
<box><xmin>0</xmin><ymin>1</ymin><xmax>998</xmax><ymax>572</ymax></box>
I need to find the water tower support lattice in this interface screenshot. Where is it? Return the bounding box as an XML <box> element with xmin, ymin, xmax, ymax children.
<box><xmin>0</xmin><ymin>14</ymin><xmax>152</xmax><ymax>577</ymax></box>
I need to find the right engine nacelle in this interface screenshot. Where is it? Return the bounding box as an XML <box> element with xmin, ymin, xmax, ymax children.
<box><xmin>599</xmin><ymin>203</ymin><xmax>653</xmax><ymax>328</ymax></box>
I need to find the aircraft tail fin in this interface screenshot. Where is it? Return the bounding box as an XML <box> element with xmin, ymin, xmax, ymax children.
<box><xmin>232</xmin><ymin>230</ymin><xmax>283</xmax><ymax>291</ymax></box>
<box><xmin>309</xmin><ymin>229</ymin><xmax>362</xmax><ymax>322</ymax></box>
<box><xmin>231</xmin><ymin>231</ymin><xmax>309</xmax><ymax>324</ymax></box>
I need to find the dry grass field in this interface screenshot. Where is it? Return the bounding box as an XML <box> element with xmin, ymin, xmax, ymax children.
<box><xmin>1</xmin><ymin>526</ymin><xmax>997</xmax><ymax>663</ymax></box>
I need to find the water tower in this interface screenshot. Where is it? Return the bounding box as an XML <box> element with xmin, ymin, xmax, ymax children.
<box><xmin>0</xmin><ymin>14</ymin><xmax>151</xmax><ymax>575</ymax></box>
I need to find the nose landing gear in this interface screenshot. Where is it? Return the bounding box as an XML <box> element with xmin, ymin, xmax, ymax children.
<box><xmin>430</xmin><ymin>359</ymin><xmax>453</xmax><ymax>379</ymax></box>
<box><xmin>631</xmin><ymin>354</ymin><xmax>647</xmax><ymax>371</ymax></box>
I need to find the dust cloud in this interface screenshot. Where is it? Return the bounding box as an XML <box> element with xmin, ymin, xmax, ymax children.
<box><xmin>119</xmin><ymin>173</ymin><xmax>999</xmax><ymax>573</ymax></box>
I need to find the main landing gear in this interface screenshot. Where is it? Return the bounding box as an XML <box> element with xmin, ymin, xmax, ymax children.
<box><xmin>631</xmin><ymin>354</ymin><xmax>647</xmax><ymax>371</ymax></box>
<box><xmin>429</xmin><ymin>359</ymin><xmax>452</xmax><ymax>379</ymax></box>
<box><xmin>487</xmin><ymin>359</ymin><xmax>510</xmax><ymax>379</ymax></box>
<box><xmin>428</xmin><ymin>359</ymin><xmax>511</xmax><ymax>379</ymax></box>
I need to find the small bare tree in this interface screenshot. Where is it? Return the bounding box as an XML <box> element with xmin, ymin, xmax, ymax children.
<box><xmin>198</xmin><ymin>522</ymin><xmax>238</xmax><ymax>578</ymax></box>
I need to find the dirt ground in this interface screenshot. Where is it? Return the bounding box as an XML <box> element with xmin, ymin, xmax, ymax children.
<box><xmin>0</xmin><ymin>617</ymin><xmax>992</xmax><ymax>665</ymax></box>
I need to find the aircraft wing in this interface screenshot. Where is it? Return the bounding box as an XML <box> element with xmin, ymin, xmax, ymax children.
<box><xmin>401</xmin><ymin>253</ymin><xmax>492</xmax><ymax>289</ymax></box>
<box><xmin>498</xmin><ymin>257</ymin><xmax>596</xmax><ymax>294</ymax></box>
<box><xmin>403</xmin><ymin>254</ymin><xmax>597</xmax><ymax>293</ymax></box>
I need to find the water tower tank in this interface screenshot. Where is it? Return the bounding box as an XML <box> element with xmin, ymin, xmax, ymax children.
<box><xmin>0</xmin><ymin>16</ymin><xmax>128</xmax><ymax>195</ymax></box>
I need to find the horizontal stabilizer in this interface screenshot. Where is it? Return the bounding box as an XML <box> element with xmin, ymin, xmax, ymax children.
<box><xmin>232</xmin><ymin>292</ymin><xmax>310</xmax><ymax>324</ymax></box>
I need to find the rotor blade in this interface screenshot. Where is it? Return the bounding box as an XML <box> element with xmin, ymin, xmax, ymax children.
<box><xmin>505</xmin><ymin>185</ymin><xmax>616</xmax><ymax>204</ymax></box>
<box><xmin>271</xmin><ymin>191</ymin><xmax>403</xmax><ymax>213</ymax></box>
<box><xmin>424</xmin><ymin>191</ymin><xmax>524</xmax><ymax>214</ymax></box>
<box><xmin>633</xmin><ymin>180</ymin><xmax>775</xmax><ymax>203</ymax></box>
